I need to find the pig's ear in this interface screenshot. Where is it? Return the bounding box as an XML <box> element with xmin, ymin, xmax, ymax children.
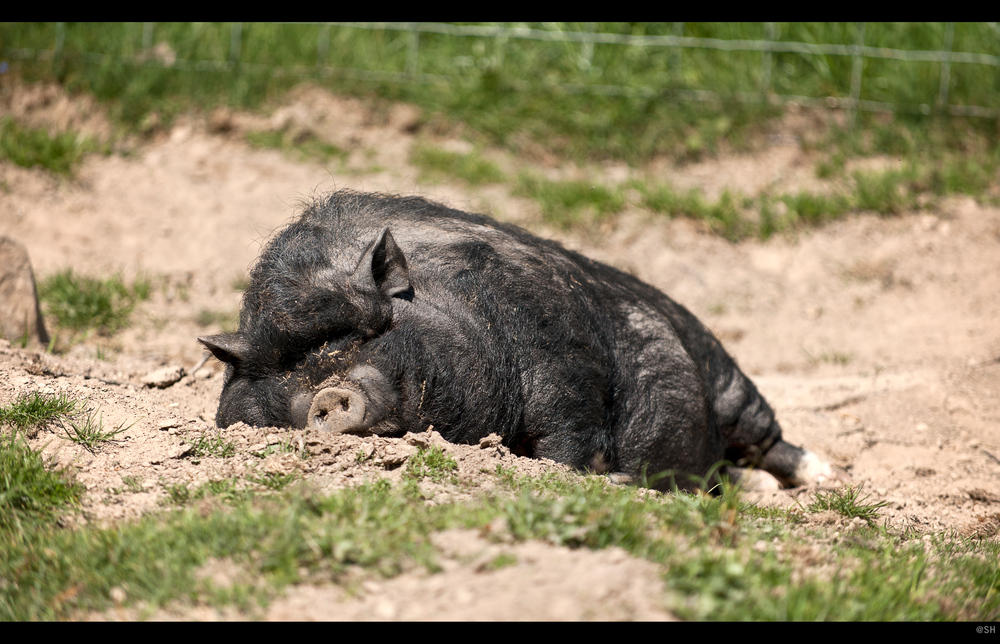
<box><xmin>199</xmin><ymin>333</ymin><xmax>251</xmax><ymax>365</ymax></box>
<box><xmin>353</xmin><ymin>227</ymin><xmax>412</xmax><ymax>299</ymax></box>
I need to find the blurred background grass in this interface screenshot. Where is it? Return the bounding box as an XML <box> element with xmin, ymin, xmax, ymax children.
<box><xmin>2</xmin><ymin>23</ymin><xmax>999</xmax><ymax>239</ymax></box>
<box><xmin>3</xmin><ymin>22</ymin><xmax>998</xmax><ymax>164</ymax></box>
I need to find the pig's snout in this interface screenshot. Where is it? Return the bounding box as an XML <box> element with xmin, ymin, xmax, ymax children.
<box><xmin>307</xmin><ymin>387</ymin><xmax>369</xmax><ymax>433</ymax></box>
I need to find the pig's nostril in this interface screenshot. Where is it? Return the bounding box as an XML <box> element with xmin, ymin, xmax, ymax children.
<box><xmin>308</xmin><ymin>387</ymin><xmax>367</xmax><ymax>433</ymax></box>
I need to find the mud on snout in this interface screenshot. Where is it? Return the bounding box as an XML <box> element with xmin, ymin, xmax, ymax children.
<box><xmin>291</xmin><ymin>364</ymin><xmax>398</xmax><ymax>435</ymax></box>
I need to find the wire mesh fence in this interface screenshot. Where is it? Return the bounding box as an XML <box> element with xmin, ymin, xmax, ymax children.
<box><xmin>3</xmin><ymin>22</ymin><xmax>998</xmax><ymax>120</ymax></box>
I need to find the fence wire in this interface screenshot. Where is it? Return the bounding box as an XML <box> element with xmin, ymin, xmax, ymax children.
<box><xmin>4</xmin><ymin>22</ymin><xmax>998</xmax><ymax>120</ymax></box>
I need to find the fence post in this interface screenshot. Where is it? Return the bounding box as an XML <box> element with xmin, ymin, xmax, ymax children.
<box><xmin>937</xmin><ymin>22</ymin><xmax>955</xmax><ymax>112</ymax></box>
<box><xmin>230</xmin><ymin>22</ymin><xmax>243</xmax><ymax>70</ymax></box>
<box><xmin>672</xmin><ymin>22</ymin><xmax>684</xmax><ymax>83</ymax></box>
<box><xmin>318</xmin><ymin>24</ymin><xmax>330</xmax><ymax>69</ymax></box>
<box><xmin>54</xmin><ymin>22</ymin><xmax>65</xmax><ymax>60</ymax></box>
<box><xmin>848</xmin><ymin>22</ymin><xmax>866</xmax><ymax>128</ymax></box>
<box><xmin>760</xmin><ymin>22</ymin><xmax>775</xmax><ymax>101</ymax></box>
<box><xmin>406</xmin><ymin>25</ymin><xmax>420</xmax><ymax>79</ymax></box>
<box><xmin>579</xmin><ymin>22</ymin><xmax>595</xmax><ymax>72</ymax></box>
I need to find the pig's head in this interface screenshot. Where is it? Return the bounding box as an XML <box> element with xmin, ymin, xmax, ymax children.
<box><xmin>199</xmin><ymin>226</ymin><xmax>413</xmax><ymax>434</ymax></box>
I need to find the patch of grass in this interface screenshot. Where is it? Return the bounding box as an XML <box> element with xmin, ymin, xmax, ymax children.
<box><xmin>485</xmin><ymin>552</ymin><xmax>518</xmax><ymax>570</ymax></box>
<box><xmin>8</xmin><ymin>23</ymin><xmax>1000</xmax><ymax>174</ymax></box>
<box><xmin>804</xmin><ymin>348</ymin><xmax>855</xmax><ymax>366</ymax></box>
<box><xmin>246</xmin><ymin>129</ymin><xmax>347</xmax><ymax>165</ymax></box>
<box><xmin>515</xmin><ymin>173</ymin><xmax>624</xmax><ymax>227</ymax></box>
<box><xmin>853</xmin><ymin>168</ymin><xmax>918</xmax><ymax>215</ymax></box>
<box><xmin>121</xmin><ymin>475</ymin><xmax>144</xmax><ymax>494</ymax></box>
<box><xmin>246</xmin><ymin>470</ymin><xmax>299</xmax><ymax>492</ymax></box>
<box><xmin>815</xmin><ymin>153</ymin><xmax>846</xmax><ymax>179</ymax></box>
<box><xmin>163</xmin><ymin>478</ymin><xmax>253</xmax><ymax>506</ymax></box>
<box><xmin>194</xmin><ymin>309</ymin><xmax>239</xmax><ymax>332</ymax></box>
<box><xmin>635</xmin><ymin>163</ymin><xmax>968</xmax><ymax>241</ymax></box>
<box><xmin>92</xmin><ymin>345</ymin><xmax>118</xmax><ymax>361</ymax></box>
<box><xmin>923</xmin><ymin>156</ymin><xmax>998</xmax><ymax>196</ymax></box>
<box><xmin>410</xmin><ymin>144</ymin><xmax>505</xmax><ymax>185</ymax></box>
<box><xmin>198</xmin><ymin>478</ymin><xmax>253</xmax><ymax>504</ymax></box>
<box><xmin>187</xmin><ymin>432</ymin><xmax>238</xmax><ymax>459</ymax></box>
<box><xmin>252</xmin><ymin>437</ymin><xmax>302</xmax><ymax>459</ymax></box>
<box><xmin>38</xmin><ymin>270</ymin><xmax>151</xmax><ymax>338</ymax></box>
<box><xmin>0</xmin><ymin>430</ymin><xmax>83</xmax><ymax>537</ymax></box>
<box><xmin>635</xmin><ymin>182</ymin><xmax>749</xmax><ymax>241</ymax></box>
<box><xmin>163</xmin><ymin>481</ymin><xmax>194</xmax><ymax>505</ymax></box>
<box><xmin>0</xmin><ymin>118</ymin><xmax>99</xmax><ymax>176</ymax></box>
<box><xmin>807</xmin><ymin>484</ymin><xmax>890</xmax><ymax>524</ymax></box>
<box><xmin>2</xmin><ymin>467</ymin><xmax>998</xmax><ymax>620</ymax></box>
<box><xmin>231</xmin><ymin>274</ymin><xmax>250</xmax><ymax>292</ymax></box>
<box><xmin>60</xmin><ymin>408</ymin><xmax>133</xmax><ymax>452</ymax></box>
<box><xmin>404</xmin><ymin>445</ymin><xmax>459</xmax><ymax>484</ymax></box>
<box><xmin>0</xmin><ymin>392</ymin><xmax>80</xmax><ymax>434</ymax></box>
<box><xmin>779</xmin><ymin>191</ymin><xmax>853</xmax><ymax>226</ymax></box>
<box><xmin>636</xmin><ymin>181</ymin><xmax>707</xmax><ymax>216</ymax></box>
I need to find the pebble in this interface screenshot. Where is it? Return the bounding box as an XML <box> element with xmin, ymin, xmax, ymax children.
<box><xmin>143</xmin><ymin>366</ymin><xmax>186</xmax><ymax>388</ymax></box>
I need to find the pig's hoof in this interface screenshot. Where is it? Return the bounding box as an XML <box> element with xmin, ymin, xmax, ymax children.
<box><xmin>308</xmin><ymin>387</ymin><xmax>368</xmax><ymax>433</ymax></box>
<box><xmin>792</xmin><ymin>450</ymin><xmax>849</xmax><ymax>487</ymax></box>
<box><xmin>729</xmin><ymin>467</ymin><xmax>782</xmax><ymax>492</ymax></box>
<box><xmin>606</xmin><ymin>472</ymin><xmax>636</xmax><ymax>486</ymax></box>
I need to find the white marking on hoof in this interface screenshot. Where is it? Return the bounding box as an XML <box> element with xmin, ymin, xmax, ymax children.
<box><xmin>730</xmin><ymin>468</ymin><xmax>781</xmax><ymax>492</ymax></box>
<box><xmin>606</xmin><ymin>472</ymin><xmax>636</xmax><ymax>486</ymax></box>
<box><xmin>793</xmin><ymin>450</ymin><xmax>846</xmax><ymax>487</ymax></box>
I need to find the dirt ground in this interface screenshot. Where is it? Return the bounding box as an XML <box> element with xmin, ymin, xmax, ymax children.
<box><xmin>1</xmin><ymin>82</ymin><xmax>999</xmax><ymax>620</ymax></box>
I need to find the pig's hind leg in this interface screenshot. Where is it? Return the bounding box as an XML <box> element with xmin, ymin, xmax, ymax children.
<box><xmin>713</xmin><ymin>368</ymin><xmax>842</xmax><ymax>488</ymax></box>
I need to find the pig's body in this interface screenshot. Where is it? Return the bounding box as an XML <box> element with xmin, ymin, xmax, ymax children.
<box><xmin>201</xmin><ymin>191</ymin><xmax>832</xmax><ymax>490</ymax></box>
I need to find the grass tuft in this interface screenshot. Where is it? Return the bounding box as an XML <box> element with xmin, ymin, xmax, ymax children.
<box><xmin>404</xmin><ymin>445</ymin><xmax>459</xmax><ymax>483</ymax></box>
<box><xmin>0</xmin><ymin>392</ymin><xmax>80</xmax><ymax>434</ymax></box>
<box><xmin>0</xmin><ymin>431</ymin><xmax>83</xmax><ymax>535</ymax></box>
<box><xmin>515</xmin><ymin>173</ymin><xmax>624</xmax><ymax>227</ymax></box>
<box><xmin>187</xmin><ymin>432</ymin><xmax>238</xmax><ymax>459</ymax></box>
<box><xmin>246</xmin><ymin>129</ymin><xmax>348</xmax><ymax>165</ymax></box>
<box><xmin>807</xmin><ymin>483</ymin><xmax>890</xmax><ymax>524</ymax></box>
<box><xmin>60</xmin><ymin>408</ymin><xmax>134</xmax><ymax>452</ymax></box>
<box><xmin>410</xmin><ymin>144</ymin><xmax>506</xmax><ymax>185</ymax></box>
<box><xmin>38</xmin><ymin>270</ymin><xmax>151</xmax><ymax>337</ymax></box>
<box><xmin>0</xmin><ymin>118</ymin><xmax>99</xmax><ymax>176</ymax></box>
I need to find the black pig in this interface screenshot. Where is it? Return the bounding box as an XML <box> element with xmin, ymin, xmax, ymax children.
<box><xmin>200</xmin><ymin>190</ymin><xmax>834</xmax><ymax>490</ymax></box>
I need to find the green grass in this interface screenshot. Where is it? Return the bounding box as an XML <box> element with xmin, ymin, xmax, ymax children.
<box><xmin>38</xmin><ymin>270</ymin><xmax>151</xmax><ymax>338</ymax></box>
<box><xmin>515</xmin><ymin>173</ymin><xmax>625</xmax><ymax>227</ymax></box>
<box><xmin>9</xmin><ymin>23</ymin><xmax>997</xmax><ymax>169</ymax></box>
<box><xmin>230</xmin><ymin>273</ymin><xmax>250</xmax><ymax>292</ymax></box>
<box><xmin>2</xmin><ymin>469</ymin><xmax>997</xmax><ymax>621</ymax></box>
<box><xmin>404</xmin><ymin>445</ymin><xmax>459</xmax><ymax>484</ymax></box>
<box><xmin>0</xmin><ymin>430</ymin><xmax>83</xmax><ymax>537</ymax></box>
<box><xmin>119</xmin><ymin>475</ymin><xmax>144</xmax><ymax>494</ymax></box>
<box><xmin>410</xmin><ymin>144</ymin><xmax>505</xmax><ymax>185</ymax></box>
<box><xmin>0</xmin><ymin>118</ymin><xmax>99</xmax><ymax>176</ymax></box>
<box><xmin>59</xmin><ymin>408</ymin><xmax>133</xmax><ymax>452</ymax></box>
<box><xmin>246</xmin><ymin>470</ymin><xmax>300</xmax><ymax>492</ymax></box>
<box><xmin>187</xmin><ymin>432</ymin><xmax>238</xmax><ymax>459</ymax></box>
<box><xmin>245</xmin><ymin>129</ymin><xmax>347</xmax><ymax>165</ymax></box>
<box><xmin>251</xmin><ymin>437</ymin><xmax>303</xmax><ymax>460</ymax></box>
<box><xmin>3</xmin><ymin>23</ymin><xmax>999</xmax><ymax>242</ymax></box>
<box><xmin>0</xmin><ymin>392</ymin><xmax>80</xmax><ymax>434</ymax></box>
<box><xmin>807</xmin><ymin>483</ymin><xmax>891</xmax><ymax>524</ymax></box>
<box><xmin>163</xmin><ymin>478</ymin><xmax>254</xmax><ymax>506</ymax></box>
<box><xmin>630</xmin><ymin>156</ymin><xmax>1000</xmax><ymax>241</ymax></box>
<box><xmin>194</xmin><ymin>308</ymin><xmax>239</xmax><ymax>332</ymax></box>
<box><xmin>0</xmin><ymin>393</ymin><xmax>86</xmax><ymax>540</ymax></box>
